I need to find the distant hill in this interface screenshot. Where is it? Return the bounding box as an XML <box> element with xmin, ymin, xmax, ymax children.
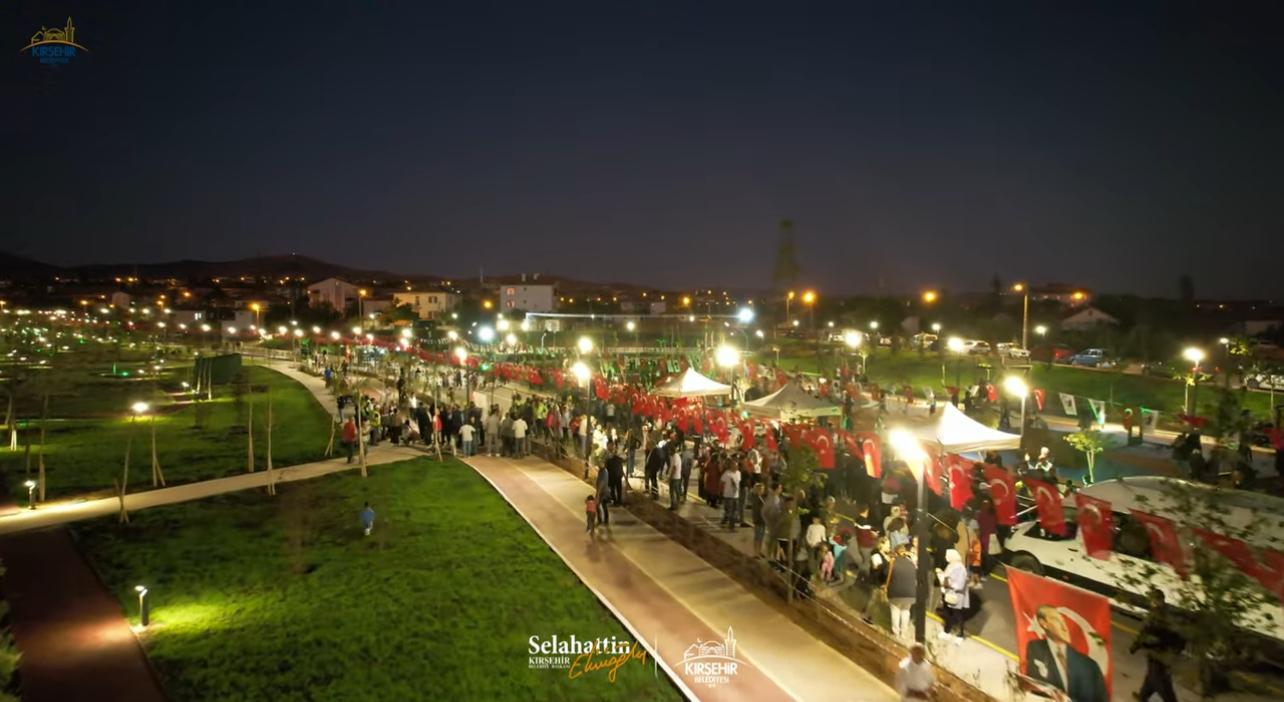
<box><xmin>0</xmin><ymin>252</ymin><xmax>64</xmax><ymax>279</ymax></box>
<box><xmin>0</xmin><ymin>254</ymin><xmax>429</xmax><ymax>284</ymax></box>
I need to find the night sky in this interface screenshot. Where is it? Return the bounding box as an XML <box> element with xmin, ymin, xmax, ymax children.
<box><xmin>5</xmin><ymin>2</ymin><xmax>1283</xmax><ymax>298</ymax></box>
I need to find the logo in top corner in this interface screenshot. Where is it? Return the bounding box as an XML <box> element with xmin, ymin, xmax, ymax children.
<box><xmin>682</xmin><ymin>626</ymin><xmax>740</xmax><ymax>687</ymax></box>
<box><xmin>23</xmin><ymin>17</ymin><xmax>88</xmax><ymax>65</ymax></box>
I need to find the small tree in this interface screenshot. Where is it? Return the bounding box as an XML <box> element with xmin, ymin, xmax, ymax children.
<box><xmin>1112</xmin><ymin>484</ymin><xmax>1281</xmax><ymax>696</ymax></box>
<box><xmin>1065</xmin><ymin>429</ymin><xmax>1109</xmax><ymax>484</ymax></box>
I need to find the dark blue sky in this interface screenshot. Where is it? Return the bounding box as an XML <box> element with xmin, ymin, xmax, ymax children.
<box><xmin>6</xmin><ymin>1</ymin><xmax>1282</xmax><ymax>298</ymax></box>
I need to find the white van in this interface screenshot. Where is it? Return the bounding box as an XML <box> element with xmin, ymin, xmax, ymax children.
<box><xmin>1004</xmin><ymin>476</ymin><xmax>1284</xmax><ymax>642</ymax></box>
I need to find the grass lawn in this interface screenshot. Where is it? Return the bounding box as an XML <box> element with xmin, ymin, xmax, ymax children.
<box><xmin>2</xmin><ymin>360</ymin><xmax>331</xmax><ymax>500</ymax></box>
<box><xmin>774</xmin><ymin>347</ymin><xmax>1276</xmax><ymax>423</ymax></box>
<box><xmin>73</xmin><ymin>458</ymin><xmax>681</xmax><ymax>702</ymax></box>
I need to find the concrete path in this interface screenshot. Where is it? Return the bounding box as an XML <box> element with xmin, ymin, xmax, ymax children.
<box><xmin>0</xmin><ymin>446</ymin><xmax>419</xmax><ymax>536</ymax></box>
<box><xmin>466</xmin><ymin>454</ymin><xmax>897</xmax><ymax>702</ymax></box>
<box><xmin>0</xmin><ymin>527</ymin><xmax>167</xmax><ymax>702</ymax></box>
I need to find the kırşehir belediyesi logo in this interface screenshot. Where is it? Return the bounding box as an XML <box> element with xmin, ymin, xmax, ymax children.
<box><xmin>682</xmin><ymin>626</ymin><xmax>740</xmax><ymax>687</ymax></box>
<box><xmin>23</xmin><ymin>17</ymin><xmax>87</xmax><ymax>65</ymax></box>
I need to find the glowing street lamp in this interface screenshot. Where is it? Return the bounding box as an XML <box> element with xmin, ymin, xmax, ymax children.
<box><xmin>1012</xmin><ymin>283</ymin><xmax>1030</xmax><ymax>350</ymax></box>
<box><xmin>1003</xmin><ymin>375</ymin><xmax>1029</xmax><ymax>438</ymax></box>
<box><xmin>571</xmin><ymin>359</ymin><xmax>593</xmax><ymax>475</ymax></box>
<box><xmin>454</xmin><ymin>347</ymin><xmax>468</xmax><ymax>364</ymax></box>
<box><xmin>577</xmin><ymin>336</ymin><xmax>594</xmax><ymax>355</ymax></box>
<box><xmin>736</xmin><ymin>307</ymin><xmax>755</xmax><ymax>324</ymax></box>
<box><xmin>504</xmin><ymin>332</ymin><xmax>517</xmax><ymax>346</ymax></box>
<box><xmin>715</xmin><ymin>344</ymin><xmax>740</xmax><ymax>369</ymax></box>
<box><xmin>330</xmin><ymin>331</ymin><xmax>341</xmax><ymax>341</ymax></box>
<box><xmin>947</xmin><ymin>336</ymin><xmax>965</xmax><ymax>390</ymax></box>
<box><xmin>477</xmin><ymin>326</ymin><xmax>495</xmax><ymax>343</ymax></box>
<box><xmin>887</xmin><ymin>428</ymin><xmax>932</xmax><ymax>643</ymax></box>
<box><xmin>447</xmin><ymin>330</ymin><xmax>459</xmax><ymax>341</ymax></box>
<box><xmin>921</xmin><ymin>290</ymin><xmax>938</xmax><ymax>304</ymax></box>
<box><xmin>1183</xmin><ymin>346</ymin><xmax>1206</xmax><ymax>414</ymax></box>
<box><xmin>23</xmin><ymin>479</ymin><xmax>36</xmax><ymax>510</ymax></box>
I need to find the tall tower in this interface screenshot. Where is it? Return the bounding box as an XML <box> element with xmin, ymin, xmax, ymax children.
<box><xmin>724</xmin><ymin>626</ymin><xmax>736</xmax><ymax>659</ymax></box>
<box><xmin>66</xmin><ymin>17</ymin><xmax>74</xmax><ymax>44</ymax></box>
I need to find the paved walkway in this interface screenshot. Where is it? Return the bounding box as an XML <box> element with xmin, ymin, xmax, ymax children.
<box><xmin>466</xmin><ymin>454</ymin><xmax>897</xmax><ymax>702</ymax></box>
<box><xmin>0</xmin><ymin>527</ymin><xmax>167</xmax><ymax>702</ymax></box>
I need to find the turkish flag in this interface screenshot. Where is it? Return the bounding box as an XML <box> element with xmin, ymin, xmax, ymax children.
<box><xmin>740</xmin><ymin>422</ymin><xmax>755</xmax><ymax>451</ymax></box>
<box><xmin>1259</xmin><ymin>550</ymin><xmax>1284</xmax><ymax>601</ymax></box>
<box><xmin>806</xmin><ymin>428</ymin><xmax>835</xmax><ymax>469</ymax></box>
<box><xmin>986</xmin><ymin>384</ymin><xmax>998</xmax><ymax>403</ymax></box>
<box><xmin>676</xmin><ymin>410</ymin><xmax>689</xmax><ymax>434</ymax></box>
<box><xmin>856</xmin><ymin>433</ymin><xmax>881</xmax><ymax>479</ymax></box>
<box><xmin>924</xmin><ymin>453</ymin><xmax>943</xmax><ymax>496</ymax></box>
<box><xmin>763</xmin><ymin>426</ymin><xmax>777</xmax><ymax>452</ymax></box>
<box><xmin>1008</xmin><ymin>568</ymin><xmax>1113</xmax><ymax>700</ymax></box>
<box><xmin>837</xmin><ymin>429</ymin><xmax>860</xmax><ymax>458</ymax></box>
<box><xmin>1074</xmin><ymin>493</ymin><xmax>1114</xmax><ymax>560</ymax></box>
<box><xmin>1131</xmin><ymin>510</ymin><xmax>1187</xmax><ymax>576</ymax></box>
<box><xmin>1026</xmin><ymin>477</ymin><xmax>1066</xmax><ymax>536</ymax></box>
<box><xmin>1193</xmin><ymin>530</ymin><xmax>1265</xmax><ymax>581</ymax></box>
<box><xmin>948</xmin><ymin>457</ymin><xmax>974</xmax><ymax>510</ymax></box>
<box><xmin>692</xmin><ymin>412</ymin><xmax>703</xmax><ymax>435</ymax></box>
<box><xmin>1033</xmin><ymin>388</ymin><xmax>1046</xmax><ymax>412</ymax></box>
<box><xmin>983</xmin><ymin>464</ymin><xmax>1017</xmax><ymax>525</ymax></box>
<box><xmin>713</xmin><ymin>416</ymin><xmax>729</xmax><ymax>443</ymax></box>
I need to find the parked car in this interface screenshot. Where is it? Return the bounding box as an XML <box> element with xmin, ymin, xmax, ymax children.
<box><xmin>1141</xmin><ymin>360</ymin><xmax>1177</xmax><ymax>378</ymax></box>
<box><xmin>1030</xmin><ymin>344</ymin><xmax>1074</xmax><ymax>363</ymax></box>
<box><xmin>1246</xmin><ymin>372</ymin><xmax>1284</xmax><ymax>391</ymax></box>
<box><xmin>1004</xmin><ymin>477</ymin><xmax>1284</xmax><ymax>643</ymax></box>
<box><xmin>910</xmin><ymin>332</ymin><xmax>938</xmax><ymax>349</ymax></box>
<box><xmin>1068</xmin><ymin>348</ymin><xmax>1115</xmax><ymax>368</ymax></box>
<box><xmin>995</xmin><ymin>342</ymin><xmax>1031</xmax><ymax>360</ymax></box>
<box><xmin>961</xmin><ymin>339</ymin><xmax>991</xmax><ymax>355</ymax></box>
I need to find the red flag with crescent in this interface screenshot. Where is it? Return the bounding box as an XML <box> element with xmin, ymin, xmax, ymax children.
<box><xmin>805</xmin><ymin>428</ymin><xmax>835</xmax><ymax>469</ymax></box>
<box><xmin>712</xmin><ymin>416</ymin><xmax>729</xmax><ymax>443</ymax></box>
<box><xmin>948</xmin><ymin>457</ymin><xmax>973</xmax><ymax>510</ymax></box>
<box><xmin>783</xmin><ymin>423</ymin><xmax>804</xmax><ymax>446</ymax></box>
<box><xmin>983</xmin><ymin>464</ymin><xmax>1017</xmax><ymax>525</ymax></box>
<box><xmin>856</xmin><ymin>433</ymin><xmax>881</xmax><ymax>479</ymax></box>
<box><xmin>1193</xmin><ymin>530</ymin><xmax>1267</xmax><ymax>582</ymax></box>
<box><xmin>1074</xmin><ymin>493</ymin><xmax>1114</xmax><ymax>560</ymax></box>
<box><xmin>837</xmin><ymin>429</ymin><xmax>860</xmax><ymax>458</ymax></box>
<box><xmin>676</xmin><ymin>410</ymin><xmax>689</xmax><ymax>434</ymax></box>
<box><xmin>740</xmin><ymin>422</ymin><xmax>755</xmax><ymax>451</ymax></box>
<box><xmin>763</xmin><ymin>425</ymin><xmax>777</xmax><ymax>451</ymax></box>
<box><xmin>1033</xmin><ymin>388</ymin><xmax>1046</xmax><ymax>411</ymax></box>
<box><xmin>1026</xmin><ymin>477</ymin><xmax>1066</xmax><ymax>536</ymax></box>
<box><xmin>1131</xmin><ymin>510</ymin><xmax>1186</xmax><ymax>576</ymax></box>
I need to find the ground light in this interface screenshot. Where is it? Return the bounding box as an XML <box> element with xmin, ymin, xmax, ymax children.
<box><xmin>23</xmin><ymin>480</ymin><xmax>36</xmax><ymax>510</ymax></box>
<box><xmin>135</xmin><ymin>585</ymin><xmax>150</xmax><ymax>627</ymax></box>
<box><xmin>887</xmin><ymin>428</ymin><xmax>931</xmax><ymax>643</ymax></box>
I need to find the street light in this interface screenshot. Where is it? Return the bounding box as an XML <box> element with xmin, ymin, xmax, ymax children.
<box><xmin>921</xmin><ymin>290</ymin><xmax>938</xmax><ymax>304</ymax></box>
<box><xmin>1003</xmin><ymin>375</ymin><xmax>1029</xmax><ymax>439</ymax></box>
<box><xmin>888</xmin><ymin>428</ymin><xmax>932</xmax><ymax>644</ymax></box>
<box><xmin>1012</xmin><ymin>283</ymin><xmax>1030</xmax><ymax>350</ymax></box>
<box><xmin>1183</xmin><ymin>346</ymin><xmax>1205</xmax><ymax>414</ymax></box>
<box><xmin>736</xmin><ymin>307</ymin><xmax>755</xmax><ymax>324</ymax></box>
<box><xmin>571</xmin><ymin>360</ymin><xmax>593</xmax><ymax>474</ymax></box>
<box><xmin>947</xmin><ymin>337</ymin><xmax>965</xmax><ymax>390</ymax></box>
<box><xmin>577</xmin><ymin>336</ymin><xmax>594</xmax><ymax>355</ymax></box>
<box><xmin>478</xmin><ymin>325</ymin><xmax>495</xmax><ymax>343</ymax></box>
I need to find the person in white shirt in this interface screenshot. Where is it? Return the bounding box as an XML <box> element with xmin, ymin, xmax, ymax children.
<box><xmin>719</xmin><ymin>465</ymin><xmax>741</xmax><ymax>530</ymax></box>
<box><xmin>666</xmin><ymin>445</ymin><xmax>683</xmax><ymax>510</ymax></box>
<box><xmin>458</xmin><ymin>422</ymin><xmax>476</xmax><ymax>457</ymax></box>
<box><xmin>895</xmin><ymin>643</ymin><xmax>935</xmax><ymax>701</ymax></box>
<box><xmin>511</xmin><ymin>417</ymin><xmax>528</xmax><ymax>458</ymax></box>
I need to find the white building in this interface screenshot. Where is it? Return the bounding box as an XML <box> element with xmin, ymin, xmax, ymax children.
<box><xmin>306</xmin><ymin>277</ymin><xmax>360</xmax><ymax>312</ymax></box>
<box><xmin>393</xmin><ymin>291</ymin><xmax>459</xmax><ymax>320</ymax></box>
<box><xmin>500</xmin><ymin>284</ymin><xmax>556</xmax><ymax>313</ymax></box>
<box><xmin>1060</xmin><ymin>306</ymin><xmax>1119</xmax><ymax>331</ymax></box>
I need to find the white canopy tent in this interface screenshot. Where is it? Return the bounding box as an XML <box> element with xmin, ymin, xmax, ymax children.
<box><xmin>910</xmin><ymin>402</ymin><xmax>1021</xmax><ymax>454</ymax></box>
<box><xmin>743</xmin><ymin>382</ymin><xmax>842</xmax><ymax>420</ymax></box>
<box><xmin>652</xmin><ymin>367</ymin><xmax>732</xmax><ymax>398</ymax></box>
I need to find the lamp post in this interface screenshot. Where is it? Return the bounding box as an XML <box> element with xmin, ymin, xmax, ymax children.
<box><xmin>843</xmin><ymin>330</ymin><xmax>863</xmax><ymax>376</ymax></box>
<box><xmin>1034</xmin><ymin>324</ymin><xmax>1050</xmax><ymax>369</ymax></box>
<box><xmin>716</xmin><ymin>344</ymin><xmax>741</xmax><ymax>404</ymax></box>
<box><xmin>454</xmin><ymin>347</ymin><xmax>469</xmax><ymax>404</ymax></box>
<box><xmin>23</xmin><ymin>479</ymin><xmax>36</xmax><ymax>510</ymax></box>
<box><xmin>1183</xmin><ymin>346</ymin><xmax>1205</xmax><ymax>415</ymax></box>
<box><xmin>946</xmin><ymin>337</ymin><xmax>965</xmax><ymax>391</ymax></box>
<box><xmin>1004</xmin><ymin>375</ymin><xmax>1029</xmax><ymax>442</ymax></box>
<box><xmin>802</xmin><ymin>290</ymin><xmax>817</xmax><ymax>367</ymax></box>
<box><xmin>135</xmin><ymin>585</ymin><xmax>150</xmax><ymax>627</ymax></box>
<box><xmin>888</xmin><ymin>429</ymin><xmax>932</xmax><ymax>643</ymax></box>
<box><xmin>1012</xmin><ymin>283</ymin><xmax>1030</xmax><ymax>350</ymax></box>
<box><xmin>572</xmin><ymin>358</ymin><xmax>592</xmax><ymax>478</ymax></box>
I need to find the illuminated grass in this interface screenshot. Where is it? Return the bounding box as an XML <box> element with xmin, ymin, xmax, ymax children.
<box><xmin>73</xmin><ymin>458</ymin><xmax>680</xmax><ymax>702</ymax></box>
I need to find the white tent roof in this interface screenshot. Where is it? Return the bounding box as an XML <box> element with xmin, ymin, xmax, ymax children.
<box><xmin>910</xmin><ymin>403</ymin><xmax>1021</xmax><ymax>454</ymax></box>
<box><xmin>653</xmin><ymin>367</ymin><xmax>732</xmax><ymax>398</ymax></box>
<box><xmin>743</xmin><ymin>382</ymin><xmax>842</xmax><ymax>419</ymax></box>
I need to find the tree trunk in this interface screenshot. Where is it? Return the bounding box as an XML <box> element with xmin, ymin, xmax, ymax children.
<box><xmin>38</xmin><ymin>392</ymin><xmax>48</xmax><ymax>502</ymax></box>
<box><xmin>266</xmin><ymin>386</ymin><xmax>275</xmax><ymax>495</ymax></box>
<box><xmin>151</xmin><ymin>415</ymin><xmax>165</xmax><ymax>487</ymax></box>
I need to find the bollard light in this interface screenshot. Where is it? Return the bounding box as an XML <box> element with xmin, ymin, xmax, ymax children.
<box><xmin>135</xmin><ymin>585</ymin><xmax>150</xmax><ymax>627</ymax></box>
<box><xmin>23</xmin><ymin>480</ymin><xmax>36</xmax><ymax>510</ymax></box>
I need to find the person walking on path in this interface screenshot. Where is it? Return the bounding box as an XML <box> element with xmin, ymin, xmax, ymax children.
<box><xmin>359</xmin><ymin>502</ymin><xmax>376</xmax><ymax>536</ymax></box>
<box><xmin>595</xmin><ymin>464</ymin><xmax>612</xmax><ymax>528</ymax></box>
<box><xmin>666</xmin><ymin>443</ymin><xmax>683</xmax><ymax>510</ymax></box>
<box><xmin>895</xmin><ymin>643</ymin><xmax>935</xmax><ymax>702</ymax></box>
<box><xmin>342</xmin><ymin>417</ymin><xmax>358</xmax><ymax>463</ymax></box>
<box><xmin>720</xmin><ymin>463</ymin><xmax>741</xmax><ymax>530</ymax></box>
<box><xmin>584</xmin><ymin>494</ymin><xmax>598</xmax><ymax>535</ymax></box>
<box><xmin>458</xmin><ymin>420</ymin><xmax>475</xmax><ymax>457</ymax></box>
<box><xmin>1131</xmin><ymin>589</ymin><xmax>1183</xmax><ymax>702</ymax></box>
<box><xmin>885</xmin><ymin>544</ymin><xmax>917</xmax><ymax>640</ymax></box>
<box><xmin>512</xmin><ymin>414</ymin><xmax>528</xmax><ymax>458</ymax></box>
<box><xmin>679</xmin><ymin>441</ymin><xmax>694</xmax><ymax>501</ymax></box>
<box><xmin>605</xmin><ymin>443</ymin><xmax>625</xmax><ymax>505</ymax></box>
<box><xmin>937</xmin><ymin>548</ymin><xmax>969</xmax><ymax>644</ymax></box>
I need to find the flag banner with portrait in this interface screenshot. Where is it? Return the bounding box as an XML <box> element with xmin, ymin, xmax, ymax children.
<box><xmin>1059</xmin><ymin>393</ymin><xmax>1077</xmax><ymax>417</ymax></box>
<box><xmin>1008</xmin><ymin>568</ymin><xmax>1112</xmax><ymax>702</ymax></box>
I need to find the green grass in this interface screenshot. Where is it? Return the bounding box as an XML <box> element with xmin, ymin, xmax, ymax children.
<box><xmin>775</xmin><ymin>347</ymin><xmax>1276</xmax><ymax>422</ymax></box>
<box><xmin>72</xmin><ymin>458</ymin><xmax>681</xmax><ymax>702</ymax></box>
<box><xmin>3</xmin><ymin>362</ymin><xmax>331</xmax><ymax>499</ymax></box>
